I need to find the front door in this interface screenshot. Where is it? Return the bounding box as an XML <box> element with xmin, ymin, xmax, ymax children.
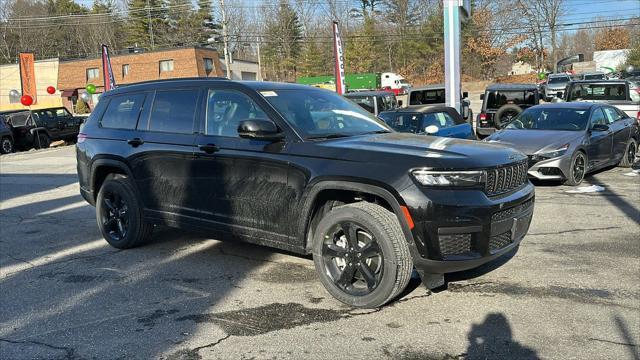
<box><xmin>190</xmin><ymin>86</ymin><xmax>293</xmax><ymax>240</ymax></box>
<box><xmin>586</xmin><ymin>108</ymin><xmax>613</xmax><ymax>169</ymax></box>
<box><xmin>603</xmin><ymin>106</ymin><xmax>631</xmax><ymax>162</ymax></box>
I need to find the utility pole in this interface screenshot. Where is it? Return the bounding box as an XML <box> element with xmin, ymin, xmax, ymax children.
<box><xmin>219</xmin><ymin>0</ymin><xmax>231</xmax><ymax>79</ymax></box>
<box><xmin>146</xmin><ymin>0</ymin><xmax>154</xmax><ymax>50</ymax></box>
<box><xmin>256</xmin><ymin>37</ymin><xmax>263</xmax><ymax>81</ymax></box>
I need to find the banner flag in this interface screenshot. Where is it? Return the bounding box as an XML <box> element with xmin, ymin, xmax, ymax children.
<box><xmin>19</xmin><ymin>53</ymin><xmax>37</xmax><ymax>104</ymax></box>
<box><xmin>101</xmin><ymin>44</ymin><xmax>117</xmax><ymax>91</ymax></box>
<box><xmin>332</xmin><ymin>21</ymin><xmax>346</xmax><ymax>95</ymax></box>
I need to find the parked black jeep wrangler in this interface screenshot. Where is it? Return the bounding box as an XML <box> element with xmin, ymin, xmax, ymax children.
<box><xmin>2</xmin><ymin>107</ymin><xmax>82</xmax><ymax>150</ymax></box>
<box><xmin>476</xmin><ymin>84</ymin><xmax>540</xmax><ymax>137</ymax></box>
<box><xmin>0</xmin><ymin>115</ymin><xmax>15</xmax><ymax>154</ymax></box>
<box><xmin>77</xmin><ymin>78</ymin><xmax>535</xmax><ymax>308</ymax></box>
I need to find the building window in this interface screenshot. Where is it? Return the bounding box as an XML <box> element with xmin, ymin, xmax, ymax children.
<box><xmin>159</xmin><ymin>60</ymin><xmax>174</xmax><ymax>73</ymax></box>
<box><xmin>204</xmin><ymin>58</ymin><xmax>214</xmax><ymax>75</ymax></box>
<box><xmin>122</xmin><ymin>64</ymin><xmax>130</xmax><ymax>77</ymax></box>
<box><xmin>86</xmin><ymin>68</ymin><xmax>99</xmax><ymax>81</ymax></box>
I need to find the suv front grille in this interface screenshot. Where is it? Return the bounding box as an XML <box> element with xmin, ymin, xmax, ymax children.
<box><xmin>485</xmin><ymin>161</ymin><xmax>528</xmax><ymax>196</ymax></box>
<box><xmin>489</xmin><ymin>231</ymin><xmax>513</xmax><ymax>252</ymax></box>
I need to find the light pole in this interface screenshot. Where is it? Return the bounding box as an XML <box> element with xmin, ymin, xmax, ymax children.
<box><xmin>443</xmin><ymin>0</ymin><xmax>470</xmax><ymax>114</ymax></box>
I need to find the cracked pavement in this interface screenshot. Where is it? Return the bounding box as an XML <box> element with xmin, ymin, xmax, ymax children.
<box><xmin>1</xmin><ymin>146</ymin><xmax>639</xmax><ymax>359</ymax></box>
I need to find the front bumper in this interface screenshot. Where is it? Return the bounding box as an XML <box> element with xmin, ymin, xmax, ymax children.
<box><xmin>545</xmin><ymin>89</ymin><xmax>565</xmax><ymax>100</ymax></box>
<box><xmin>399</xmin><ymin>182</ymin><xmax>535</xmax><ymax>275</ymax></box>
<box><xmin>527</xmin><ymin>154</ymin><xmax>571</xmax><ymax>180</ymax></box>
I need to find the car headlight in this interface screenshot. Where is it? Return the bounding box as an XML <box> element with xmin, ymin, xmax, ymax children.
<box><xmin>533</xmin><ymin>143</ymin><xmax>569</xmax><ymax>160</ymax></box>
<box><xmin>411</xmin><ymin>170</ymin><xmax>485</xmax><ymax>187</ymax></box>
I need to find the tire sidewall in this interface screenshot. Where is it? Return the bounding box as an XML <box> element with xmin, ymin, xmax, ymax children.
<box><xmin>1</xmin><ymin>138</ymin><xmax>12</xmax><ymax>154</ymax></box>
<box><xmin>312</xmin><ymin>205</ymin><xmax>399</xmax><ymax>308</ymax></box>
<box><xmin>620</xmin><ymin>138</ymin><xmax>637</xmax><ymax>167</ymax></box>
<box><xmin>96</xmin><ymin>177</ymin><xmax>144</xmax><ymax>249</ymax></box>
<box><xmin>495</xmin><ymin>104</ymin><xmax>522</xmax><ymax>129</ymax></box>
<box><xmin>36</xmin><ymin>134</ymin><xmax>50</xmax><ymax>149</ymax></box>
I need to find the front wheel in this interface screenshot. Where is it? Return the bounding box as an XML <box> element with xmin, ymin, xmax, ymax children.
<box><xmin>618</xmin><ymin>138</ymin><xmax>637</xmax><ymax>168</ymax></box>
<box><xmin>96</xmin><ymin>174</ymin><xmax>153</xmax><ymax>249</ymax></box>
<box><xmin>1</xmin><ymin>137</ymin><xmax>13</xmax><ymax>154</ymax></box>
<box><xmin>564</xmin><ymin>151</ymin><xmax>587</xmax><ymax>186</ymax></box>
<box><xmin>312</xmin><ymin>202</ymin><xmax>413</xmax><ymax>308</ymax></box>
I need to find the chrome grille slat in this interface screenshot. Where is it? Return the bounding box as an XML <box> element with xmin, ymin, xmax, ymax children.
<box><xmin>484</xmin><ymin>160</ymin><xmax>528</xmax><ymax>197</ymax></box>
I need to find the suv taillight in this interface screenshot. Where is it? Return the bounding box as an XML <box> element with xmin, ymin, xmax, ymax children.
<box><xmin>479</xmin><ymin>113</ymin><xmax>487</xmax><ymax>121</ymax></box>
<box><xmin>77</xmin><ymin>133</ymin><xmax>87</xmax><ymax>143</ymax></box>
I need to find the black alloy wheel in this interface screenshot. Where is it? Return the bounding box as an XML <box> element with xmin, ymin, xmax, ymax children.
<box><xmin>321</xmin><ymin>221</ymin><xmax>384</xmax><ymax>296</ymax></box>
<box><xmin>1</xmin><ymin>138</ymin><xmax>13</xmax><ymax>154</ymax></box>
<box><xmin>619</xmin><ymin>138</ymin><xmax>637</xmax><ymax>168</ymax></box>
<box><xmin>100</xmin><ymin>190</ymin><xmax>130</xmax><ymax>242</ymax></box>
<box><xmin>565</xmin><ymin>151</ymin><xmax>586</xmax><ymax>186</ymax></box>
<box><xmin>629</xmin><ymin>143</ymin><xmax>637</xmax><ymax>164</ymax></box>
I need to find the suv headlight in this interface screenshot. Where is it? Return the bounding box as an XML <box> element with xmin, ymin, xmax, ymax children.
<box><xmin>533</xmin><ymin>143</ymin><xmax>569</xmax><ymax>160</ymax></box>
<box><xmin>411</xmin><ymin>170</ymin><xmax>485</xmax><ymax>187</ymax></box>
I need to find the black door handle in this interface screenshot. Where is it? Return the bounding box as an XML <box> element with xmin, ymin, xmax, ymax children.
<box><xmin>127</xmin><ymin>138</ymin><xmax>144</xmax><ymax>147</ymax></box>
<box><xmin>198</xmin><ymin>144</ymin><xmax>219</xmax><ymax>154</ymax></box>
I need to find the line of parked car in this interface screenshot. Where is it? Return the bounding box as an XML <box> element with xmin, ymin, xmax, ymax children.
<box><xmin>0</xmin><ymin>107</ymin><xmax>83</xmax><ymax>154</ymax></box>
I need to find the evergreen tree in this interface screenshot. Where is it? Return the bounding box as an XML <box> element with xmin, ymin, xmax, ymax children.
<box><xmin>195</xmin><ymin>0</ymin><xmax>214</xmax><ymax>45</ymax></box>
<box><xmin>126</xmin><ymin>0</ymin><xmax>165</xmax><ymax>49</ymax></box>
<box><xmin>165</xmin><ymin>0</ymin><xmax>197</xmax><ymax>47</ymax></box>
<box><xmin>346</xmin><ymin>16</ymin><xmax>381</xmax><ymax>73</ymax></box>
<box><xmin>262</xmin><ymin>1</ymin><xmax>302</xmax><ymax>81</ymax></box>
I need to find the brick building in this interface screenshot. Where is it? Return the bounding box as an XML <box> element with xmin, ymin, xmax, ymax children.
<box><xmin>57</xmin><ymin>46</ymin><xmax>224</xmax><ymax>111</ymax></box>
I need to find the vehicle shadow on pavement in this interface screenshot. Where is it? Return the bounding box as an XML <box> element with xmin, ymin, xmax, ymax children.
<box><xmin>444</xmin><ymin>246</ymin><xmax>519</xmax><ymax>284</ymax></box>
<box><xmin>587</xmin><ymin>174</ymin><xmax>640</xmax><ymax>226</ymax></box>
<box><xmin>466</xmin><ymin>313</ymin><xmax>540</xmax><ymax>359</ymax></box>
<box><xmin>0</xmin><ymin>173</ymin><xmax>78</xmax><ymax>202</ymax></box>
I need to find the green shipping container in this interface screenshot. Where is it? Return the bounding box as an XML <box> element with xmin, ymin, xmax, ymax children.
<box><xmin>296</xmin><ymin>73</ymin><xmax>381</xmax><ymax>91</ymax></box>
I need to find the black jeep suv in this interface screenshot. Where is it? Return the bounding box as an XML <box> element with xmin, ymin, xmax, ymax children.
<box><xmin>77</xmin><ymin>78</ymin><xmax>535</xmax><ymax>308</ymax></box>
<box><xmin>476</xmin><ymin>84</ymin><xmax>540</xmax><ymax>138</ymax></box>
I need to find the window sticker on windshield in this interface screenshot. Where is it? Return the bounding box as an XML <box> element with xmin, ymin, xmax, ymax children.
<box><xmin>260</xmin><ymin>91</ymin><xmax>278</xmax><ymax>97</ymax></box>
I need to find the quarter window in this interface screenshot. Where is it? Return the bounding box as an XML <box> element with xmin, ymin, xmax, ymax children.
<box><xmin>100</xmin><ymin>94</ymin><xmax>145</xmax><ymax>130</ymax></box>
<box><xmin>147</xmin><ymin>89</ymin><xmax>198</xmax><ymax>134</ymax></box>
<box><xmin>87</xmin><ymin>68</ymin><xmax>99</xmax><ymax>81</ymax></box>
<box><xmin>205</xmin><ymin>90</ymin><xmax>268</xmax><ymax>137</ymax></box>
<box><xmin>159</xmin><ymin>60</ymin><xmax>174</xmax><ymax>73</ymax></box>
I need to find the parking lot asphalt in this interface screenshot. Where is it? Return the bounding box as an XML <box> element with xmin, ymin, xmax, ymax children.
<box><xmin>1</xmin><ymin>146</ymin><xmax>639</xmax><ymax>360</ymax></box>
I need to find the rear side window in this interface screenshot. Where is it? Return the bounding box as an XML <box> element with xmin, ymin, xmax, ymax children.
<box><xmin>568</xmin><ymin>84</ymin><xmax>627</xmax><ymax>101</ymax></box>
<box><xmin>486</xmin><ymin>90</ymin><xmax>537</xmax><ymax>109</ymax></box>
<box><xmin>100</xmin><ymin>94</ymin><xmax>145</xmax><ymax>130</ymax></box>
<box><xmin>147</xmin><ymin>89</ymin><xmax>198</xmax><ymax>134</ymax></box>
<box><xmin>410</xmin><ymin>89</ymin><xmax>445</xmax><ymax>105</ymax></box>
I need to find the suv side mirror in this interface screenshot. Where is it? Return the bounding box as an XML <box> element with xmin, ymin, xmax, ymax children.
<box><xmin>462</xmin><ymin>91</ymin><xmax>469</xmax><ymax>98</ymax></box>
<box><xmin>238</xmin><ymin>119</ymin><xmax>284</xmax><ymax>141</ymax></box>
<box><xmin>480</xmin><ymin>94</ymin><xmax>485</xmax><ymax>100</ymax></box>
<box><xmin>591</xmin><ymin>124</ymin><xmax>610</xmax><ymax>132</ymax></box>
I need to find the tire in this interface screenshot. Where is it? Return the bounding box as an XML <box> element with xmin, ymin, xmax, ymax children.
<box><xmin>564</xmin><ymin>151</ymin><xmax>587</xmax><ymax>186</ymax></box>
<box><xmin>312</xmin><ymin>201</ymin><xmax>413</xmax><ymax>308</ymax></box>
<box><xmin>1</xmin><ymin>137</ymin><xmax>13</xmax><ymax>154</ymax></box>
<box><xmin>494</xmin><ymin>104</ymin><xmax>522</xmax><ymax>128</ymax></box>
<box><xmin>34</xmin><ymin>133</ymin><xmax>50</xmax><ymax>149</ymax></box>
<box><xmin>618</xmin><ymin>138</ymin><xmax>637</xmax><ymax>168</ymax></box>
<box><xmin>96</xmin><ymin>174</ymin><xmax>153</xmax><ymax>249</ymax></box>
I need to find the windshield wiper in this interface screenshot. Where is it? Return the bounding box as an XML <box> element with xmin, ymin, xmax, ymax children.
<box><xmin>362</xmin><ymin>129</ymin><xmax>392</xmax><ymax>134</ymax></box>
<box><xmin>306</xmin><ymin>133</ymin><xmax>353</xmax><ymax>140</ymax></box>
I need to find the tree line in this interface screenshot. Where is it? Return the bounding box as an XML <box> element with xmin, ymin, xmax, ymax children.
<box><xmin>1</xmin><ymin>0</ymin><xmax>638</xmax><ymax>85</ymax></box>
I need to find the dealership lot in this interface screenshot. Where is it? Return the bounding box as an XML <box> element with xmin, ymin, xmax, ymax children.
<box><xmin>0</xmin><ymin>146</ymin><xmax>638</xmax><ymax>359</ymax></box>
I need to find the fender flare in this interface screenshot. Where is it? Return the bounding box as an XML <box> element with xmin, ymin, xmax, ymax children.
<box><xmin>90</xmin><ymin>158</ymin><xmax>136</xmax><ymax>196</ymax></box>
<box><xmin>297</xmin><ymin>180</ymin><xmax>416</xmax><ymax>254</ymax></box>
<box><xmin>29</xmin><ymin>127</ymin><xmax>51</xmax><ymax>138</ymax></box>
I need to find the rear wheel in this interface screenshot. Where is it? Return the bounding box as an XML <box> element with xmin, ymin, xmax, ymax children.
<box><xmin>618</xmin><ymin>138</ymin><xmax>637</xmax><ymax>168</ymax></box>
<box><xmin>35</xmin><ymin>133</ymin><xmax>50</xmax><ymax>149</ymax></box>
<box><xmin>564</xmin><ymin>151</ymin><xmax>587</xmax><ymax>186</ymax></box>
<box><xmin>1</xmin><ymin>137</ymin><xmax>13</xmax><ymax>154</ymax></box>
<box><xmin>312</xmin><ymin>202</ymin><xmax>412</xmax><ymax>308</ymax></box>
<box><xmin>96</xmin><ymin>174</ymin><xmax>153</xmax><ymax>249</ymax></box>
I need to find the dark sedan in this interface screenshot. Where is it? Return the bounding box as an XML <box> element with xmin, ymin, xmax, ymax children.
<box><xmin>379</xmin><ymin>105</ymin><xmax>475</xmax><ymax>140</ymax></box>
<box><xmin>485</xmin><ymin>103</ymin><xmax>639</xmax><ymax>185</ymax></box>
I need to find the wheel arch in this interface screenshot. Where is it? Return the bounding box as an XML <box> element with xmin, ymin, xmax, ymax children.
<box><xmin>90</xmin><ymin>158</ymin><xmax>136</xmax><ymax>201</ymax></box>
<box><xmin>298</xmin><ymin>180</ymin><xmax>415</xmax><ymax>254</ymax></box>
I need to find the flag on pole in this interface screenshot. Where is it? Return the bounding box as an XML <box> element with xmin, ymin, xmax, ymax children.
<box><xmin>101</xmin><ymin>44</ymin><xmax>116</xmax><ymax>91</ymax></box>
<box><xmin>332</xmin><ymin>21</ymin><xmax>346</xmax><ymax>95</ymax></box>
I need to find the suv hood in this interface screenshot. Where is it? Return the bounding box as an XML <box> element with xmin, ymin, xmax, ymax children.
<box><xmin>485</xmin><ymin>129</ymin><xmax>583</xmax><ymax>155</ymax></box>
<box><xmin>314</xmin><ymin>132</ymin><xmax>527</xmax><ymax>168</ymax></box>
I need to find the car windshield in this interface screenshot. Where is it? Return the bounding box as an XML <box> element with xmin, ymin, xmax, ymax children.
<box><xmin>409</xmin><ymin>89</ymin><xmax>445</xmax><ymax>105</ymax></box>
<box><xmin>262</xmin><ymin>89</ymin><xmax>391</xmax><ymax>139</ymax></box>
<box><xmin>506</xmin><ymin>107</ymin><xmax>589</xmax><ymax>131</ymax></box>
<box><xmin>583</xmin><ymin>74</ymin><xmax>604</xmax><ymax>80</ymax></box>
<box><xmin>548</xmin><ymin>76</ymin><xmax>570</xmax><ymax>83</ymax></box>
<box><xmin>567</xmin><ymin>83</ymin><xmax>627</xmax><ymax>101</ymax></box>
<box><xmin>485</xmin><ymin>90</ymin><xmax>536</xmax><ymax>109</ymax></box>
<box><xmin>380</xmin><ymin>111</ymin><xmax>463</xmax><ymax>133</ymax></box>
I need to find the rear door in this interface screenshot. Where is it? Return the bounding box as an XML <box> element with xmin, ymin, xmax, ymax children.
<box><xmin>53</xmin><ymin>108</ymin><xmax>79</xmax><ymax>138</ymax></box>
<box><xmin>603</xmin><ymin>106</ymin><xmax>630</xmax><ymax>162</ymax></box>
<box><xmin>128</xmin><ymin>88</ymin><xmax>201</xmax><ymax>218</ymax></box>
<box><xmin>586</xmin><ymin>108</ymin><xmax>613</xmax><ymax>168</ymax></box>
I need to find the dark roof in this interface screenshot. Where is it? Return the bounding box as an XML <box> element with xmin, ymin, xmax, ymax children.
<box><xmin>104</xmin><ymin>78</ymin><xmax>318</xmax><ymax>96</ymax></box>
<box><xmin>528</xmin><ymin>102</ymin><xmax>599</xmax><ymax>110</ymax></box>
<box><xmin>344</xmin><ymin>91</ymin><xmax>394</xmax><ymax>97</ymax></box>
<box><xmin>380</xmin><ymin>105</ymin><xmax>455</xmax><ymax>114</ymax></box>
<box><xmin>409</xmin><ymin>84</ymin><xmax>445</xmax><ymax>91</ymax></box>
<box><xmin>567</xmin><ymin>80</ymin><xmax>630</xmax><ymax>84</ymax></box>
<box><xmin>486</xmin><ymin>83</ymin><xmax>538</xmax><ymax>91</ymax></box>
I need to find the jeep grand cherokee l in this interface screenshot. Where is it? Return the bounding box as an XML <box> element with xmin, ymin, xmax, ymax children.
<box><xmin>77</xmin><ymin>78</ymin><xmax>535</xmax><ymax>308</ymax></box>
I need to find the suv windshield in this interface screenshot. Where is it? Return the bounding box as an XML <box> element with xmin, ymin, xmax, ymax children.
<box><xmin>485</xmin><ymin>90</ymin><xmax>536</xmax><ymax>109</ymax></box>
<box><xmin>262</xmin><ymin>89</ymin><xmax>390</xmax><ymax>139</ymax></box>
<box><xmin>567</xmin><ymin>83</ymin><xmax>627</xmax><ymax>101</ymax></box>
<box><xmin>548</xmin><ymin>76</ymin><xmax>570</xmax><ymax>83</ymax></box>
<box><xmin>409</xmin><ymin>89</ymin><xmax>445</xmax><ymax>105</ymax></box>
<box><xmin>506</xmin><ymin>107</ymin><xmax>589</xmax><ymax>131</ymax></box>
